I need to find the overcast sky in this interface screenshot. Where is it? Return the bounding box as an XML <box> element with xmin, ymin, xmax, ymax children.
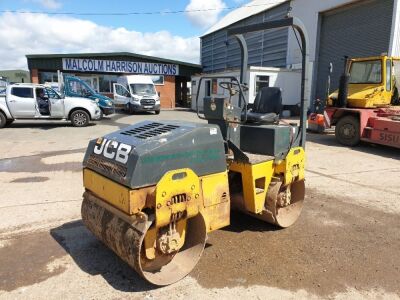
<box><xmin>0</xmin><ymin>0</ymin><xmax>250</xmax><ymax>70</ymax></box>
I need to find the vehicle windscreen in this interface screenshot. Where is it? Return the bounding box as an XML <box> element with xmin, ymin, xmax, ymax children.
<box><xmin>349</xmin><ymin>60</ymin><xmax>382</xmax><ymax>84</ymax></box>
<box><xmin>130</xmin><ymin>84</ymin><xmax>156</xmax><ymax>95</ymax></box>
<box><xmin>82</xmin><ymin>80</ymin><xmax>96</xmax><ymax>94</ymax></box>
<box><xmin>68</xmin><ymin>79</ymin><xmax>96</xmax><ymax>96</ymax></box>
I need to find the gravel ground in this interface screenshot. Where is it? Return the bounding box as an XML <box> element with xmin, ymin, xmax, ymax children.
<box><xmin>0</xmin><ymin>110</ymin><xmax>399</xmax><ymax>300</ymax></box>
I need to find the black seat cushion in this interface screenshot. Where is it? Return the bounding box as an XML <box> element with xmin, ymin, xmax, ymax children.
<box><xmin>245</xmin><ymin>87</ymin><xmax>282</xmax><ymax>124</ymax></box>
<box><xmin>246</xmin><ymin>111</ymin><xmax>279</xmax><ymax>123</ymax></box>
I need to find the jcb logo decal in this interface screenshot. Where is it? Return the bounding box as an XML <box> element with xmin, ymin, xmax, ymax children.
<box><xmin>94</xmin><ymin>138</ymin><xmax>132</xmax><ymax>164</ymax></box>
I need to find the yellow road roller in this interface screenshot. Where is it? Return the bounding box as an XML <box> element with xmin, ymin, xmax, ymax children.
<box><xmin>81</xmin><ymin>17</ymin><xmax>309</xmax><ymax>286</ymax></box>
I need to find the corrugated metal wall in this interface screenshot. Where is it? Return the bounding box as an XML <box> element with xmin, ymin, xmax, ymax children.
<box><xmin>315</xmin><ymin>0</ymin><xmax>394</xmax><ymax>100</ymax></box>
<box><xmin>201</xmin><ymin>2</ymin><xmax>290</xmax><ymax>73</ymax></box>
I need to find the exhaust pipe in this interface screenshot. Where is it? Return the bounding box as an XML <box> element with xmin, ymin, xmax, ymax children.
<box><xmin>337</xmin><ymin>56</ymin><xmax>350</xmax><ymax>108</ymax></box>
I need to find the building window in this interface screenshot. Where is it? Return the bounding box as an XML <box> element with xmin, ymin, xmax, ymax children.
<box><xmin>39</xmin><ymin>72</ymin><xmax>58</xmax><ymax>83</ymax></box>
<box><xmin>205</xmin><ymin>80</ymin><xmax>211</xmax><ymax>97</ymax></box>
<box><xmin>212</xmin><ymin>79</ymin><xmax>218</xmax><ymax>94</ymax></box>
<box><xmin>255</xmin><ymin>75</ymin><xmax>270</xmax><ymax>95</ymax></box>
<box><xmin>191</xmin><ymin>80</ymin><xmax>197</xmax><ymax>95</ymax></box>
<box><xmin>98</xmin><ymin>75</ymin><xmax>119</xmax><ymax>93</ymax></box>
<box><xmin>151</xmin><ymin>75</ymin><xmax>164</xmax><ymax>85</ymax></box>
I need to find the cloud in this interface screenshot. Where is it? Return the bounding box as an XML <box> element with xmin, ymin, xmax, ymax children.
<box><xmin>185</xmin><ymin>0</ymin><xmax>227</xmax><ymax>29</ymax></box>
<box><xmin>30</xmin><ymin>0</ymin><xmax>63</xmax><ymax>9</ymax></box>
<box><xmin>0</xmin><ymin>12</ymin><xmax>200</xmax><ymax>70</ymax></box>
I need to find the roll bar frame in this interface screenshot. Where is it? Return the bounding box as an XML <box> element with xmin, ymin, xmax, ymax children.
<box><xmin>227</xmin><ymin>17</ymin><xmax>309</xmax><ymax>148</ymax></box>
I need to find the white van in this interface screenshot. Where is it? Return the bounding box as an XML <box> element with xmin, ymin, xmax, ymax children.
<box><xmin>113</xmin><ymin>75</ymin><xmax>161</xmax><ymax>114</ymax></box>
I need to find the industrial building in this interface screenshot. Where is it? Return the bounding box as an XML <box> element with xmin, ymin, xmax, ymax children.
<box><xmin>0</xmin><ymin>70</ymin><xmax>30</xmax><ymax>84</ymax></box>
<box><xmin>26</xmin><ymin>53</ymin><xmax>201</xmax><ymax>109</ymax></box>
<box><xmin>198</xmin><ymin>0</ymin><xmax>400</xmax><ymax>108</ymax></box>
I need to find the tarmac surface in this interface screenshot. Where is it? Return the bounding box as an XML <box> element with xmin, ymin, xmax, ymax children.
<box><xmin>0</xmin><ymin>111</ymin><xmax>399</xmax><ymax>299</ymax></box>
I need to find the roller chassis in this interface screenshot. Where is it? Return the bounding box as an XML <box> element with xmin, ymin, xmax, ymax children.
<box><xmin>81</xmin><ymin>139</ymin><xmax>306</xmax><ymax>285</ymax></box>
<box><xmin>80</xmin><ymin>17</ymin><xmax>309</xmax><ymax>286</ymax></box>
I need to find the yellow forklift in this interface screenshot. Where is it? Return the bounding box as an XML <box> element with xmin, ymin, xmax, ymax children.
<box><xmin>308</xmin><ymin>56</ymin><xmax>400</xmax><ymax>148</ymax></box>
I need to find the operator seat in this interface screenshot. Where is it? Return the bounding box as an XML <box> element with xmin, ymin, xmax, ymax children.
<box><xmin>246</xmin><ymin>87</ymin><xmax>282</xmax><ymax>124</ymax></box>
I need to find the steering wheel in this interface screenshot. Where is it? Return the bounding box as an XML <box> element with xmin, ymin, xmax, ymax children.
<box><xmin>219</xmin><ymin>81</ymin><xmax>241</xmax><ymax>96</ymax></box>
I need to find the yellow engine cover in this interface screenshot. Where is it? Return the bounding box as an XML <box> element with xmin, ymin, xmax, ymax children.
<box><xmin>200</xmin><ymin>171</ymin><xmax>231</xmax><ymax>232</ymax></box>
<box><xmin>83</xmin><ymin>168</ymin><xmax>148</xmax><ymax>215</ymax></box>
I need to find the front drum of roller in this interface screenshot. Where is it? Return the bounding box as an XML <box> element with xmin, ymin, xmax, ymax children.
<box><xmin>81</xmin><ymin>196</ymin><xmax>207</xmax><ymax>286</ymax></box>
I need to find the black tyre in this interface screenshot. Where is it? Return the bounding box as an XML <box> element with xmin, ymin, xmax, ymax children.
<box><xmin>0</xmin><ymin>112</ymin><xmax>6</xmax><ymax>128</ymax></box>
<box><xmin>335</xmin><ymin>115</ymin><xmax>360</xmax><ymax>147</ymax></box>
<box><xmin>100</xmin><ymin>109</ymin><xmax>104</xmax><ymax>119</ymax></box>
<box><xmin>6</xmin><ymin>119</ymin><xmax>14</xmax><ymax>126</ymax></box>
<box><xmin>128</xmin><ymin>103</ymin><xmax>135</xmax><ymax>114</ymax></box>
<box><xmin>155</xmin><ymin>110</ymin><xmax>161</xmax><ymax>115</ymax></box>
<box><xmin>391</xmin><ymin>87</ymin><xmax>399</xmax><ymax>105</ymax></box>
<box><xmin>71</xmin><ymin>110</ymin><xmax>90</xmax><ymax>127</ymax></box>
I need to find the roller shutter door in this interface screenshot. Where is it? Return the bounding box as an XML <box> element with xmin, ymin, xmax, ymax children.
<box><xmin>315</xmin><ymin>0</ymin><xmax>394</xmax><ymax>100</ymax></box>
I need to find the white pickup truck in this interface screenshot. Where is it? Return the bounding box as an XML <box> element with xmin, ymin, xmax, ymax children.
<box><xmin>0</xmin><ymin>83</ymin><xmax>101</xmax><ymax>128</ymax></box>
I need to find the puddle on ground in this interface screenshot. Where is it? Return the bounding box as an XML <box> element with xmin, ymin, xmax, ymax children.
<box><xmin>0</xmin><ymin>231</ymin><xmax>67</xmax><ymax>291</ymax></box>
<box><xmin>0</xmin><ymin>149</ymin><xmax>84</xmax><ymax>173</ymax></box>
<box><xmin>192</xmin><ymin>188</ymin><xmax>400</xmax><ymax>296</ymax></box>
<box><xmin>10</xmin><ymin>176</ymin><xmax>49</xmax><ymax>183</ymax></box>
<box><xmin>41</xmin><ymin>153</ymin><xmax>84</xmax><ymax>165</ymax></box>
